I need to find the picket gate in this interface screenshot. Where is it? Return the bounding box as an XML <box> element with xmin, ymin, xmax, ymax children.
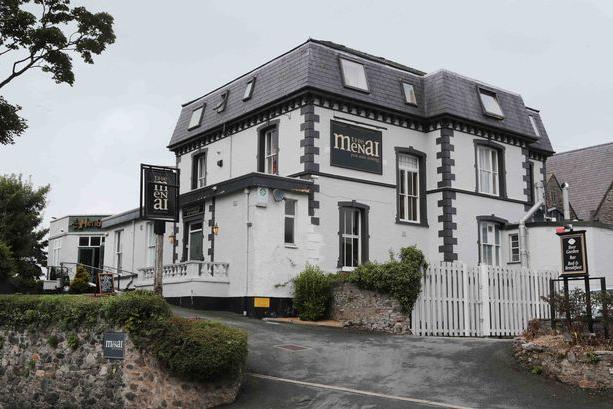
<box><xmin>411</xmin><ymin>263</ymin><xmax>556</xmax><ymax>337</ymax></box>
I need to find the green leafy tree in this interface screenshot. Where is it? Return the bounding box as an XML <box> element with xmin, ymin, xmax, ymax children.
<box><xmin>0</xmin><ymin>0</ymin><xmax>115</xmax><ymax>144</ymax></box>
<box><xmin>0</xmin><ymin>174</ymin><xmax>50</xmax><ymax>281</ymax></box>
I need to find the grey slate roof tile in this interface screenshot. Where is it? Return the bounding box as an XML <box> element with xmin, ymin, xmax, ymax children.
<box><xmin>168</xmin><ymin>39</ymin><xmax>554</xmax><ymax>154</ymax></box>
<box><xmin>546</xmin><ymin>142</ymin><xmax>613</xmax><ymax>220</ymax></box>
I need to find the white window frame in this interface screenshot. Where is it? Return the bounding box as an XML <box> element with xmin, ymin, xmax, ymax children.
<box><xmin>339</xmin><ymin>58</ymin><xmax>369</xmax><ymax>92</ymax></box>
<box><xmin>398</xmin><ymin>153</ymin><xmax>420</xmax><ymax>222</ymax></box>
<box><xmin>196</xmin><ymin>153</ymin><xmax>206</xmax><ymax>188</ymax></box>
<box><xmin>509</xmin><ymin>233</ymin><xmax>520</xmax><ymax>263</ymax></box>
<box><xmin>146</xmin><ymin>223</ymin><xmax>156</xmax><ymax>267</ymax></box>
<box><xmin>341</xmin><ymin>208</ymin><xmax>362</xmax><ymax>271</ymax></box>
<box><xmin>264</xmin><ymin>128</ymin><xmax>278</xmax><ymax>175</ymax></box>
<box><xmin>401</xmin><ymin>82</ymin><xmax>417</xmax><ymax>105</ymax></box>
<box><xmin>114</xmin><ymin>230</ymin><xmax>123</xmax><ymax>271</ymax></box>
<box><xmin>479</xmin><ymin>222</ymin><xmax>501</xmax><ymax>266</ymax></box>
<box><xmin>477</xmin><ymin>145</ymin><xmax>499</xmax><ymax>196</ymax></box>
<box><xmin>52</xmin><ymin>238</ymin><xmax>61</xmax><ymax>267</ymax></box>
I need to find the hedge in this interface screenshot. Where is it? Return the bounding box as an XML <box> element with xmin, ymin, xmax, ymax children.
<box><xmin>293</xmin><ymin>265</ymin><xmax>332</xmax><ymax>321</ymax></box>
<box><xmin>0</xmin><ymin>291</ymin><xmax>247</xmax><ymax>382</ymax></box>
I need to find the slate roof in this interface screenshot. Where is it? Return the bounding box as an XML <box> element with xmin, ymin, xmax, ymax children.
<box><xmin>169</xmin><ymin>39</ymin><xmax>554</xmax><ymax>154</ymax></box>
<box><xmin>546</xmin><ymin>142</ymin><xmax>613</xmax><ymax>220</ymax></box>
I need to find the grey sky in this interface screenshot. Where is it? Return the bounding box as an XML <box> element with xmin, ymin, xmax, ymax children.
<box><xmin>1</xmin><ymin>0</ymin><xmax>612</xmax><ymax>228</ymax></box>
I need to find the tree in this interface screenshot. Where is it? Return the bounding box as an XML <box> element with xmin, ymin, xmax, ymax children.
<box><xmin>0</xmin><ymin>0</ymin><xmax>115</xmax><ymax>144</ymax></box>
<box><xmin>0</xmin><ymin>174</ymin><xmax>50</xmax><ymax>281</ymax></box>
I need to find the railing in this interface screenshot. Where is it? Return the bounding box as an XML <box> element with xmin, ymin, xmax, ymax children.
<box><xmin>60</xmin><ymin>262</ymin><xmax>138</xmax><ymax>291</ymax></box>
<box><xmin>139</xmin><ymin>261</ymin><xmax>230</xmax><ymax>281</ymax></box>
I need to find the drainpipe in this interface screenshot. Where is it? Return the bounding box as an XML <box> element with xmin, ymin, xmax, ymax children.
<box><xmin>244</xmin><ymin>188</ymin><xmax>251</xmax><ymax>316</ymax></box>
<box><xmin>520</xmin><ymin>181</ymin><xmax>544</xmax><ymax>268</ymax></box>
<box><xmin>561</xmin><ymin>182</ymin><xmax>570</xmax><ymax>221</ymax></box>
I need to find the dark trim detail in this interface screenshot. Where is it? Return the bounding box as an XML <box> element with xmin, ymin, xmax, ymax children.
<box><xmin>289</xmin><ymin>171</ymin><xmax>396</xmax><ymax>189</ymax></box>
<box><xmin>332</xmin><ymin>115</ymin><xmax>388</xmax><ymax>130</ymax></box>
<box><xmin>476</xmin><ymin>215</ymin><xmax>509</xmax><ymax>225</ymax></box>
<box><xmin>300</xmin><ymin>103</ymin><xmax>320</xmax><ymax>225</ymax></box>
<box><xmin>165</xmin><ymin>296</ymin><xmax>295</xmax><ymax>318</ymax></box>
<box><xmin>337</xmin><ymin>201</ymin><xmax>370</xmax><ymax>268</ymax></box>
<box><xmin>180</xmin><ymin>173</ymin><xmax>313</xmax><ymax>207</ymax></box>
<box><xmin>435</xmin><ymin>128</ymin><xmax>458</xmax><ymax>262</ymax></box>
<box><xmin>395</xmin><ymin>146</ymin><xmax>428</xmax><ymax>227</ymax></box>
<box><xmin>207</xmin><ymin>197</ymin><xmax>216</xmax><ymax>261</ymax></box>
<box><xmin>505</xmin><ymin>220</ymin><xmax>613</xmax><ymax>231</ymax></box>
<box><xmin>426</xmin><ymin>187</ymin><xmax>527</xmax><ymax>205</ymax></box>
<box><xmin>522</xmin><ymin>148</ymin><xmax>535</xmax><ymax>210</ymax></box>
<box><xmin>473</xmin><ymin>138</ymin><xmax>507</xmax><ymax>199</ymax></box>
<box><xmin>436</xmin><ymin>128</ymin><xmax>455</xmax><ymax>188</ymax></box>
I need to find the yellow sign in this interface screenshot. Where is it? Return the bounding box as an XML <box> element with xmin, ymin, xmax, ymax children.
<box><xmin>254</xmin><ymin>297</ymin><xmax>270</xmax><ymax>308</ymax></box>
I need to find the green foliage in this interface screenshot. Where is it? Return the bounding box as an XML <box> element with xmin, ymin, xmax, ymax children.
<box><xmin>0</xmin><ymin>292</ymin><xmax>247</xmax><ymax>383</ymax></box>
<box><xmin>0</xmin><ymin>0</ymin><xmax>116</xmax><ymax>143</ymax></box>
<box><xmin>293</xmin><ymin>265</ymin><xmax>333</xmax><ymax>321</ymax></box>
<box><xmin>531</xmin><ymin>365</ymin><xmax>543</xmax><ymax>375</ymax></box>
<box><xmin>0</xmin><ymin>335</ymin><xmax>4</xmax><ymax>349</ymax></box>
<box><xmin>47</xmin><ymin>335</ymin><xmax>58</xmax><ymax>348</ymax></box>
<box><xmin>346</xmin><ymin>246</ymin><xmax>427</xmax><ymax>313</ymax></box>
<box><xmin>66</xmin><ymin>333</ymin><xmax>79</xmax><ymax>350</ymax></box>
<box><xmin>0</xmin><ymin>174</ymin><xmax>49</xmax><ymax>281</ymax></box>
<box><xmin>69</xmin><ymin>265</ymin><xmax>93</xmax><ymax>294</ymax></box>
<box><xmin>586</xmin><ymin>351</ymin><xmax>600</xmax><ymax>364</ymax></box>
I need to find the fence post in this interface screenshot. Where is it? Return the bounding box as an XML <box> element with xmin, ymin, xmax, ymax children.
<box><xmin>462</xmin><ymin>263</ymin><xmax>470</xmax><ymax>336</ymax></box>
<box><xmin>480</xmin><ymin>264</ymin><xmax>490</xmax><ymax>337</ymax></box>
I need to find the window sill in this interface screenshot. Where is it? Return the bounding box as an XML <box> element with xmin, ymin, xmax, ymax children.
<box><xmin>284</xmin><ymin>244</ymin><xmax>298</xmax><ymax>249</ymax></box>
<box><xmin>507</xmin><ymin>261</ymin><xmax>521</xmax><ymax>265</ymax></box>
<box><xmin>396</xmin><ymin>219</ymin><xmax>429</xmax><ymax>228</ymax></box>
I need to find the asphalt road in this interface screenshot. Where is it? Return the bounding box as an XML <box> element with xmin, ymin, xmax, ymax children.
<box><xmin>172</xmin><ymin>307</ymin><xmax>612</xmax><ymax>409</ymax></box>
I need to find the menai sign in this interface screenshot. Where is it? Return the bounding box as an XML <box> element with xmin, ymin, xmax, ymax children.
<box><xmin>330</xmin><ymin>120</ymin><xmax>382</xmax><ymax>174</ymax></box>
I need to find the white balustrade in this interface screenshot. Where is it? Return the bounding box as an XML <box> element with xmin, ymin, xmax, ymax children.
<box><xmin>139</xmin><ymin>261</ymin><xmax>229</xmax><ymax>283</ymax></box>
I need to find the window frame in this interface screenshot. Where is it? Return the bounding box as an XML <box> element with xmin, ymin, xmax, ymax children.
<box><xmin>477</xmin><ymin>87</ymin><xmax>504</xmax><ymax>119</ymax></box>
<box><xmin>284</xmin><ymin>199</ymin><xmax>296</xmax><ymax>245</ymax></box>
<box><xmin>474</xmin><ymin>140</ymin><xmax>506</xmax><ymax>198</ymax></box>
<box><xmin>214</xmin><ymin>91</ymin><xmax>229</xmax><ymax>113</ymax></box>
<box><xmin>338</xmin><ymin>56</ymin><xmax>370</xmax><ymax>93</ymax></box>
<box><xmin>257</xmin><ymin>122</ymin><xmax>280</xmax><ymax>175</ymax></box>
<box><xmin>187</xmin><ymin>221</ymin><xmax>204</xmax><ymax>261</ymax></box>
<box><xmin>337</xmin><ymin>201</ymin><xmax>370</xmax><ymax>270</ymax></box>
<box><xmin>188</xmin><ymin>105</ymin><xmax>205</xmax><ymax>130</ymax></box>
<box><xmin>114</xmin><ymin>230</ymin><xmax>123</xmax><ymax>271</ymax></box>
<box><xmin>191</xmin><ymin>149</ymin><xmax>207</xmax><ymax>190</ymax></box>
<box><xmin>400</xmin><ymin>81</ymin><xmax>417</xmax><ymax>106</ymax></box>
<box><xmin>243</xmin><ymin>77</ymin><xmax>256</xmax><ymax>101</ymax></box>
<box><xmin>479</xmin><ymin>221</ymin><xmax>501</xmax><ymax>266</ymax></box>
<box><xmin>395</xmin><ymin>147</ymin><xmax>428</xmax><ymax>226</ymax></box>
<box><xmin>508</xmin><ymin>233</ymin><xmax>520</xmax><ymax>264</ymax></box>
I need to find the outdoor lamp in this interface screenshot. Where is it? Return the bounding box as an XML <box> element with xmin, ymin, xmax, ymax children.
<box><xmin>212</xmin><ymin>223</ymin><xmax>220</xmax><ymax>235</ymax></box>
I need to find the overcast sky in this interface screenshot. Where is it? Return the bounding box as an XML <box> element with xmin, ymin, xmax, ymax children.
<box><xmin>1</xmin><ymin>0</ymin><xmax>612</xmax><ymax>229</ymax></box>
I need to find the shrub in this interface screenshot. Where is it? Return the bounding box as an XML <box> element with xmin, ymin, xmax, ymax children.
<box><xmin>346</xmin><ymin>246</ymin><xmax>427</xmax><ymax>313</ymax></box>
<box><xmin>66</xmin><ymin>333</ymin><xmax>79</xmax><ymax>350</ymax></box>
<box><xmin>293</xmin><ymin>265</ymin><xmax>332</xmax><ymax>321</ymax></box>
<box><xmin>47</xmin><ymin>335</ymin><xmax>59</xmax><ymax>348</ymax></box>
<box><xmin>531</xmin><ymin>365</ymin><xmax>543</xmax><ymax>375</ymax></box>
<box><xmin>69</xmin><ymin>265</ymin><xmax>93</xmax><ymax>294</ymax></box>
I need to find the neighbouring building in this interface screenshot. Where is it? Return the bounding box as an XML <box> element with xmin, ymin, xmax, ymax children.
<box><xmin>48</xmin><ymin>40</ymin><xmax>613</xmax><ymax>311</ymax></box>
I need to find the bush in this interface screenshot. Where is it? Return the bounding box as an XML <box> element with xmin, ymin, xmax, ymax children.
<box><xmin>346</xmin><ymin>246</ymin><xmax>427</xmax><ymax>313</ymax></box>
<box><xmin>293</xmin><ymin>265</ymin><xmax>332</xmax><ymax>321</ymax></box>
<box><xmin>69</xmin><ymin>265</ymin><xmax>93</xmax><ymax>294</ymax></box>
<box><xmin>0</xmin><ymin>292</ymin><xmax>248</xmax><ymax>383</ymax></box>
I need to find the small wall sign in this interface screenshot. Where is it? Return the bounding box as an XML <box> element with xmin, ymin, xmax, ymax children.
<box><xmin>103</xmin><ymin>332</ymin><xmax>125</xmax><ymax>360</ymax></box>
<box><xmin>557</xmin><ymin>230</ymin><xmax>588</xmax><ymax>276</ymax></box>
<box><xmin>68</xmin><ymin>216</ymin><xmax>106</xmax><ymax>232</ymax></box>
<box><xmin>254</xmin><ymin>297</ymin><xmax>270</xmax><ymax>308</ymax></box>
<box><xmin>330</xmin><ymin>120</ymin><xmax>383</xmax><ymax>174</ymax></box>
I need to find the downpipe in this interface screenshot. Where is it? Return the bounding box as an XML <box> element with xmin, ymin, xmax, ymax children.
<box><xmin>519</xmin><ymin>181</ymin><xmax>544</xmax><ymax>269</ymax></box>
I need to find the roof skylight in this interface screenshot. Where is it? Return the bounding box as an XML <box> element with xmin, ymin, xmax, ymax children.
<box><xmin>215</xmin><ymin>91</ymin><xmax>229</xmax><ymax>113</ymax></box>
<box><xmin>402</xmin><ymin>82</ymin><xmax>417</xmax><ymax>105</ymax></box>
<box><xmin>478</xmin><ymin>88</ymin><xmax>504</xmax><ymax>118</ymax></box>
<box><xmin>339</xmin><ymin>58</ymin><xmax>369</xmax><ymax>92</ymax></box>
<box><xmin>243</xmin><ymin>78</ymin><xmax>255</xmax><ymax>101</ymax></box>
<box><xmin>188</xmin><ymin>106</ymin><xmax>204</xmax><ymax>129</ymax></box>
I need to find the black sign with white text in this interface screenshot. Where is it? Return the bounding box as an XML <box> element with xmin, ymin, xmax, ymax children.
<box><xmin>103</xmin><ymin>332</ymin><xmax>125</xmax><ymax>360</ymax></box>
<box><xmin>140</xmin><ymin>164</ymin><xmax>179</xmax><ymax>222</ymax></box>
<box><xmin>330</xmin><ymin>120</ymin><xmax>383</xmax><ymax>174</ymax></box>
<box><xmin>558</xmin><ymin>230</ymin><xmax>588</xmax><ymax>276</ymax></box>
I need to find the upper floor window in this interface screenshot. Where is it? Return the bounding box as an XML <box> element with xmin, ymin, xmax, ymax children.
<box><xmin>509</xmin><ymin>233</ymin><xmax>520</xmax><ymax>263</ymax></box>
<box><xmin>188</xmin><ymin>106</ymin><xmax>204</xmax><ymax>129</ymax></box>
<box><xmin>477</xmin><ymin>145</ymin><xmax>499</xmax><ymax>195</ymax></box>
<box><xmin>397</xmin><ymin>153</ymin><xmax>419</xmax><ymax>222</ymax></box>
<box><xmin>401</xmin><ymin>82</ymin><xmax>417</xmax><ymax>105</ymax></box>
<box><xmin>214</xmin><ymin>91</ymin><xmax>228</xmax><ymax>113</ymax></box>
<box><xmin>479</xmin><ymin>221</ymin><xmax>500</xmax><ymax>266</ymax></box>
<box><xmin>284</xmin><ymin>199</ymin><xmax>296</xmax><ymax>245</ymax></box>
<box><xmin>243</xmin><ymin>77</ymin><xmax>256</xmax><ymax>101</ymax></box>
<box><xmin>339</xmin><ymin>58</ymin><xmax>369</xmax><ymax>92</ymax></box>
<box><xmin>258</xmin><ymin>127</ymin><xmax>279</xmax><ymax>175</ymax></box>
<box><xmin>192</xmin><ymin>152</ymin><xmax>207</xmax><ymax>189</ymax></box>
<box><xmin>529</xmin><ymin>115</ymin><xmax>541</xmax><ymax>137</ymax></box>
<box><xmin>478</xmin><ymin>88</ymin><xmax>504</xmax><ymax>118</ymax></box>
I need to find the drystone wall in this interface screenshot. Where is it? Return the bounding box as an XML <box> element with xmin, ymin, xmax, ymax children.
<box><xmin>330</xmin><ymin>282</ymin><xmax>411</xmax><ymax>334</ymax></box>
<box><xmin>0</xmin><ymin>327</ymin><xmax>241</xmax><ymax>409</ymax></box>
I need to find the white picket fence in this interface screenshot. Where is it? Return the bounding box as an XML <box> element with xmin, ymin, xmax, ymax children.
<box><xmin>411</xmin><ymin>263</ymin><xmax>556</xmax><ymax>337</ymax></box>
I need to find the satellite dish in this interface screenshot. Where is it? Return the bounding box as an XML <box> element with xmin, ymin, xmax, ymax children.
<box><xmin>272</xmin><ymin>189</ymin><xmax>285</xmax><ymax>202</ymax></box>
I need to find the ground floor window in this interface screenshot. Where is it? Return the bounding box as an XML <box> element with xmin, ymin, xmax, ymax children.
<box><xmin>479</xmin><ymin>221</ymin><xmax>501</xmax><ymax>266</ymax></box>
<box><xmin>114</xmin><ymin>231</ymin><xmax>122</xmax><ymax>271</ymax></box>
<box><xmin>284</xmin><ymin>199</ymin><xmax>296</xmax><ymax>245</ymax></box>
<box><xmin>509</xmin><ymin>233</ymin><xmax>520</xmax><ymax>263</ymax></box>
<box><xmin>77</xmin><ymin>235</ymin><xmax>105</xmax><ymax>270</ymax></box>
<box><xmin>187</xmin><ymin>222</ymin><xmax>204</xmax><ymax>261</ymax></box>
<box><xmin>338</xmin><ymin>202</ymin><xmax>369</xmax><ymax>270</ymax></box>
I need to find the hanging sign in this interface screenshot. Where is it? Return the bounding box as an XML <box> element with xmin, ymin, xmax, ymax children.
<box><xmin>140</xmin><ymin>164</ymin><xmax>180</xmax><ymax>222</ymax></box>
<box><xmin>103</xmin><ymin>332</ymin><xmax>125</xmax><ymax>360</ymax></box>
<box><xmin>330</xmin><ymin>120</ymin><xmax>383</xmax><ymax>174</ymax></box>
<box><xmin>557</xmin><ymin>230</ymin><xmax>588</xmax><ymax>276</ymax></box>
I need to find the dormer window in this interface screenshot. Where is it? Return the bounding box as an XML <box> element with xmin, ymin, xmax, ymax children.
<box><xmin>339</xmin><ymin>58</ymin><xmax>369</xmax><ymax>92</ymax></box>
<box><xmin>478</xmin><ymin>88</ymin><xmax>504</xmax><ymax>118</ymax></box>
<box><xmin>188</xmin><ymin>105</ymin><xmax>204</xmax><ymax>129</ymax></box>
<box><xmin>243</xmin><ymin>77</ymin><xmax>255</xmax><ymax>101</ymax></box>
<box><xmin>529</xmin><ymin>115</ymin><xmax>541</xmax><ymax>137</ymax></box>
<box><xmin>214</xmin><ymin>91</ymin><xmax>229</xmax><ymax>113</ymax></box>
<box><xmin>401</xmin><ymin>82</ymin><xmax>417</xmax><ymax>105</ymax></box>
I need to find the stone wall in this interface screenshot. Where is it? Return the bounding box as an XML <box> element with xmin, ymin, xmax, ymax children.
<box><xmin>0</xmin><ymin>327</ymin><xmax>241</xmax><ymax>408</ymax></box>
<box><xmin>513</xmin><ymin>336</ymin><xmax>613</xmax><ymax>390</ymax></box>
<box><xmin>330</xmin><ymin>282</ymin><xmax>410</xmax><ymax>334</ymax></box>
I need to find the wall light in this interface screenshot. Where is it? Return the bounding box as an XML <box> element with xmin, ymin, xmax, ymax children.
<box><xmin>212</xmin><ymin>223</ymin><xmax>220</xmax><ymax>236</ymax></box>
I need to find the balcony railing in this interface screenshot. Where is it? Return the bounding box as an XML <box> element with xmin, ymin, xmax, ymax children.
<box><xmin>138</xmin><ymin>261</ymin><xmax>229</xmax><ymax>282</ymax></box>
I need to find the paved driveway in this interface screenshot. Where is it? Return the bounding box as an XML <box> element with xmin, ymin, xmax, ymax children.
<box><xmin>172</xmin><ymin>307</ymin><xmax>612</xmax><ymax>409</ymax></box>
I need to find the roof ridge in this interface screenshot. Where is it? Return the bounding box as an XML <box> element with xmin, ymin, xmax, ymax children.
<box><xmin>552</xmin><ymin>141</ymin><xmax>613</xmax><ymax>156</ymax></box>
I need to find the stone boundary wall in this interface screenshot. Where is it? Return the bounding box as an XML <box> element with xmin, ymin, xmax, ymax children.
<box><xmin>0</xmin><ymin>328</ymin><xmax>241</xmax><ymax>409</ymax></box>
<box><xmin>330</xmin><ymin>282</ymin><xmax>410</xmax><ymax>334</ymax></box>
<box><xmin>513</xmin><ymin>337</ymin><xmax>613</xmax><ymax>390</ymax></box>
